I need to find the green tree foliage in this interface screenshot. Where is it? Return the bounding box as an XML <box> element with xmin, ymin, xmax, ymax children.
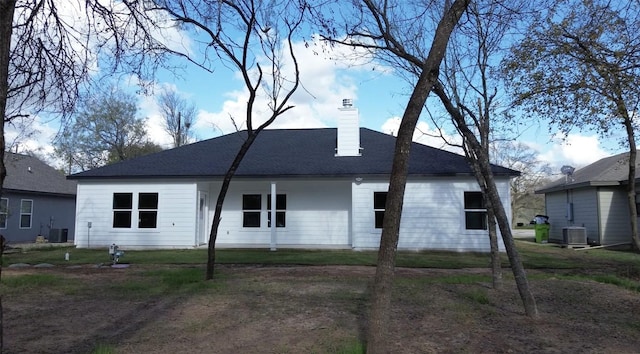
<box><xmin>502</xmin><ymin>0</ymin><xmax>640</xmax><ymax>250</ymax></box>
<box><xmin>55</xmin><ymin>89</ymin><xmax>160</xmax><ymax>173</ymax></box>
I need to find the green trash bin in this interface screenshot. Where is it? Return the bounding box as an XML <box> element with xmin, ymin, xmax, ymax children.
<box><xmin>535</xmin><ymin>223</ymin><xmax>550</xmax><ymax>243</ymax></box>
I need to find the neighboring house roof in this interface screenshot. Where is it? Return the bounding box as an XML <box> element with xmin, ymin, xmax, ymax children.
<box><xmin>536</xmin><ymin>151</ymin><xmax>640</xmax><ymax>194</ymax></box>
<box><xmin>4</xmin><ymin>152</ymin><xmax>77</xmax><ymax>196</ymax></box>
<box><xmin>68</xmin><ymin>128</ymin><xmax>519</xmax><ymax>180</ymax></box>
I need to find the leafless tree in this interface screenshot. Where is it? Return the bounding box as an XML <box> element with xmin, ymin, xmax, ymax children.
<box><xmin>315</xmin><ymin>0</ymin><xmax>543</xmax><ymax>349</ymax></box>
<box><xmin>158</xmin><ymin>90</ymin><xmax>197</xmax><ymax>147</ymax></box>
<box><xmin>0</xmin><ymin>1</ymin><xmax>190</xmax><ymax>350</ymax></box>
<box><xmin>315</xmin><ymin>1</ymin><xmax>471</xmax><ymax>351</ymax></box>
<box><xmin>148</xmin><ymin>0</ymin><xmax>308</xmax><ymax>280</ymax></box>
<box><xmin>491</xmin><ymin>141</ymin><xmax>551</xmax><ymax>224</ymax></box>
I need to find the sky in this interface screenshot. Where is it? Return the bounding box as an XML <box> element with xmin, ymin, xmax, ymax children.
<box><xmin>6</xmin><ymin>3</ymin><xmax>626</xmax><ymax>177</ymax></box>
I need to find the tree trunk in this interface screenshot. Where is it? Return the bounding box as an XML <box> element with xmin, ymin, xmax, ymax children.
<box><xmin>434</xmin><ymin>83</ymin><xmax>538</xmax><ymax>317</ymax></box>
<box><xmin>485</xmin><ymin>189</ymin><xmax>503</xmax><ymax>289</ymax></box>
<box><xmin>466</xmin><ymin>149</ymin><xmax>502</xmax><ymax>289</ymax></box>
<box><xmin>622</xmin><ymin>118</ymin><xmax>640</xmax><ymax>251</ymax></box>
<box><xmin>366</xmin><ymin>2</ymin><xmax>470</xmax><ymax>352</ymax></box>
<box><xmin>206</xmin><ymin>131</ymin><xmax>261</xmax><ymax>280</ymax></box>
<box><xmin>0</xmin><ymin>1</ymin><xmax>16</xmax><ymax>351</ymax></box>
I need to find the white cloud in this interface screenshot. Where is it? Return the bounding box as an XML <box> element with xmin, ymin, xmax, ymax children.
<box><xmin>538</xmin><ymin>133</ymin><xmax>611</xmax><ymax>170</ymax></box>
<box><xmin>380</xmin><ymin>117</ymin><xmax>464</xmax><ymax>154</ymax></box>
<box><xmin>192</xmin><ymin>37</ymin><xmax>389</xmax><ymax>136</ymax></box>
<box><xmin>5</xmin><ymin>115</ymin><xmax>59</xmax><ymax>165</ymax></box>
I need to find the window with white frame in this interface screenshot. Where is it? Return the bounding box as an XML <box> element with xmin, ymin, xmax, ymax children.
<box><xmin>464</xmin><ymin>191</ymin><xmax>487</xmax><ymax>230</ymax></box>
<box><xmin>19</xmin><ymin>199</ymin><xmax>33</xmax><ymax>229</ymax></box>
<box><xmin>0</xmin><ymin>198</ymin><xmax>8</xmax><ymax>229</ymax></box>
<box><xmin>242</xmin><ymin>194</ymin><xmax>262</xmax><ymax>227</ymax></box>
<box><xmin>267</xmin><ymin>194</ymin><xmax>287</xmax><ymax>227</ymax></box>
<box><xmin>113</xmin><ymin>193</ymin><xmax>133</xmax><ymax>228</ymax></box>
<box><xmin>138</xmin><ymin>193</ymin><xmax>158</xmax><ymax>228</ymax></box>
<box><xmin>374</xmin><ymin>192</ymin><xmax>387</xmax><ymax>229</ymax></box>
<box><xmin>113</xmin><ymin>193</ymin><xmax>159</xmax><ymax>229</ymax></box>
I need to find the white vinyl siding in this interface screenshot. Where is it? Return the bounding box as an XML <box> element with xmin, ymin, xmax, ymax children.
<box><xmin>74</xmin><ymin>175</ymin><xmax>514</xmax><ymax>252</ymax></box>
<box><xmin>214</xmin><ymin>180</ymin><xmax>351</xmax><ymax>248</ymax></box>
<box><xmin>74</xmin><ymin>180</ymin><xmax>197</xmax><ymax>248</ymax></box>
<box><xmin>352</xmin><ymin>177</ymin><xmax>510</xmax><ymax>252</ymax></box>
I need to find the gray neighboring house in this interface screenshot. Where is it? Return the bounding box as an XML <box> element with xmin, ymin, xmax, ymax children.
<box><xmin>536</xmin><ymin>151</ymin><xmax>639</xmax><ymax>246</ymax></box>
<box><xmin>2</xmin><ymin>152</ymin><xmax>77</xmax><ymax>243</ymax></box>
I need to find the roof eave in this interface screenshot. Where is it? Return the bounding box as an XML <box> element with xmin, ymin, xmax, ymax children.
<box><xmin>535</xmin><ymin>180</ymin><xmax>620</xmax><ymax>194</ymax></box>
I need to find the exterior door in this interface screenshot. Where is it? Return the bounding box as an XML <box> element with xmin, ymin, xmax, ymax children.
<box><xmin>197</xmin><ymin>192</ymin><xmax>209</xmax><ymax>245</ymax></box>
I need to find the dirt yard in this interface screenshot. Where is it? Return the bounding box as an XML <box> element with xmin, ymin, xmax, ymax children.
<box><xmin>3</xmin><ymin>264</ymin><xmax>640</xmax><ymax>353</ymax></box>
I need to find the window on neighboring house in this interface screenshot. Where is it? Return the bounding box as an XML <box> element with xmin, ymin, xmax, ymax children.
<box><xmin>374</xmin><ymin>192</ymin><xmax>387</xmax><ymax>229</ymax></box>
<box><xmin>464</xmin><ymin>191</ymin><xmax>487</xmax><ymax>230</ymax></box>
<box><xmin>19</xmin><ymin>199</ymin><xmax>33</xmax><ymax>229</ymax></box>
<box><xmin>243</xmin><ymin>194</ymin><xmax>262</xmax><ymax>227</ymax></box>
<box><xmin>0</xmin><ymin>198</ymin><xmax>8</xmax><ymax>229</ymax></box>
<box><xmin>138</xmin><ymin>193</ymin><xmax>158</xmax><ymax>228</ymax></box>
<box><xmin>267</xmin><ymin>194</ymin><xmax>287</xmax><ymax>227</ymax></box>
<box><xmin>113</xmin><ymin>193</ymin><xmax>133</xmax><ymax>228</ymax></box>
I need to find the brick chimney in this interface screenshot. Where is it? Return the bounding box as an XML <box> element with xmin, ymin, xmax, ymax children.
<box><xmin>336</xmin><ymin>99</ymin><xmax>361</xmax><ymax>156</ymax></box>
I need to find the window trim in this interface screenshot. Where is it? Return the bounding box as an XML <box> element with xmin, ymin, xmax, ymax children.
<box><xmin>463</xmin><ymin>191</ymin><xmax>487</xmax><ymax>230</ymax></box>
<box><xmin>242</xmin><ymin>194</ymin><xmax>262</xmax><ymax>228</ymax></box>
<box><xmin>0</xmin><ymin>197</ymin><xmax>8</xmax><ymax>229</ymax></box>
<box><xmin>19</xmin><ymin>199</ymin><xmax>33</xmax><ymax>229</ymax></box>
<box><xmin>267</xmin><ymin>194</ymin><xmax>287</xmax><ymax>228</ymax></box>
<box><xmin>138</xmin><ymin>193</ymin><xmax>159</xmax><ymax>229</ymax></box>
<box><xmin>374</xmin><ymin>192</ymin><xmax>387</xmax><ymax>229</ymax></box>
<box><xmin>113</xmin><ymin>193</ymin><xmax>133</xmax><ymax>228</ymax></box>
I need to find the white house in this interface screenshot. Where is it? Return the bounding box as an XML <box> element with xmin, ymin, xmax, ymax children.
<box><xmin>68</xmin><ymin>102</ymin><xmax>517</xmax><ymax>252</ymax></box>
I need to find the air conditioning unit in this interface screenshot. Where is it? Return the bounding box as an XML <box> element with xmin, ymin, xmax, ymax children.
<box><xmin>562</xmin><ymin>227</ymin><xmax>587</xmax><ymax>247</ymax></box>
<box><xmin>49</xmin><ymin>228</ymin><xmax>69</xmax><ymax>243</ymax></box>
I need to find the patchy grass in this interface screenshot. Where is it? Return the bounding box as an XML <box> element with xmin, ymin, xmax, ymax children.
<box><xmin>90</xmin><ymin>344</ymin><xmax>117</xmax><ymax>354</ymax></box>
<box><xmin>105</xmin><ymin>267</ymin><xmax>226</xmax><ymax>299</ymax></box>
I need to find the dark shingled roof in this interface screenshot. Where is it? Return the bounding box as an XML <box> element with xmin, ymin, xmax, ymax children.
<box><xmin>68</xmin><ymin>128</ymin><xmax>519</xmax><ymax>180</ymax></box>
<box><xmin>4</xmin><ymin>152</ymin><xmax>76</xmax><ymax>196</ymax></box>
<box><xmin>536</xmin><ymin>151</ymin><xmax>640</xmax><ymax>194</ymax></box>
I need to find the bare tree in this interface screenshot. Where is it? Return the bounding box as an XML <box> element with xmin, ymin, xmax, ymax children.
<box><xmin>316</xmin><ymin>1</ymin><xmax>541</xmax><ymax>348</ymax></box>
<box><xmin>148</xmin><ymin>0</ymin><xmax>308</xmax><ymax>280</ymax></box>
<box><xmin>0</xmin><ymin>2</ymin><xmax>12</xmax><ymax>348</ymax></box>
<box><xmin>491</xmin><ymin>141</ymin><xmax>551</xmax><ymax>224</ymax></box>
<box><xmin>158</xmin><ymin>90</ymin><xmax>197</xmax><ymax>147</ymax></box>
<box><xmin>0</xmin><ymin>2</ymin><xmax>189</xmax><ymax>350</ymax></box>
<box><xmin>315</xmin><ymin>1</ymin><xmax>470</xmax><ymax>351</ymax></box>
<box><xmin>502</xmin><ymin>0</ymin><xmax>640</xmax><ymax>250</ymax></box>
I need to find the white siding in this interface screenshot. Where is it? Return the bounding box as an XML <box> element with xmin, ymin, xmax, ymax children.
<box><xmin>74</xmin><ymin>180</ymin><xmax>198</xmax><ymax>248</ymax></box>
<box><xmin>336</xmin><ymin>107</ymin><xmax>361</xmax><ymax>156</ymax></box>
<box><xmin>352</xmin><ymin>177</ymin><xmax>510</xmax><ymax>252</ymax></box>
<box><xmin>76</xmin><ymin>175</ymin><xmax>514</xmax><ymax>252</ymax></box>
<box><xmin>209</xmin><ymin>179</ymin><xmax>352</xmax><ymax>248</ymax></box>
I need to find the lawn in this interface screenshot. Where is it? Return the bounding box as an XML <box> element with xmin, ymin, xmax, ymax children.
<box><xmin>2</xmin><ymin>241</ymin><xmax>640</xmax><ymax>353</ymax></box>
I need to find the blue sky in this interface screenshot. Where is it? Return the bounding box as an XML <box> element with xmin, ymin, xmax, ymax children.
<box><xmin>6</xmin><ymin>3</ymin><xmax>625</xmax><ymax>176</ymax></box>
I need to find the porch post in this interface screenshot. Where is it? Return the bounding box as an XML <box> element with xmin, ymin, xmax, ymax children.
<box><xmin>270</xmin><ymin>181</ymin><xmax>277</xmax><ymax>251</ymax></box>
